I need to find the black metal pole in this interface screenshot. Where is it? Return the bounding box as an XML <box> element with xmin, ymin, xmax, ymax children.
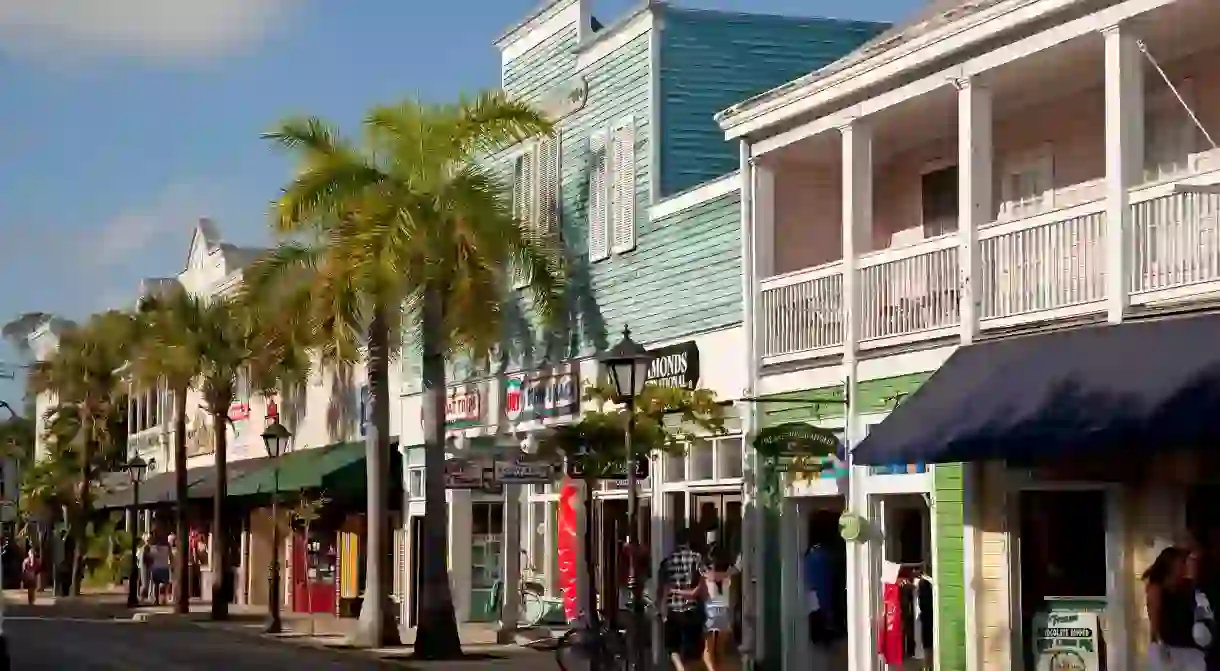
<box><xmin>625</xmin><ymin>403</ymin><xmax>646</xmax><ymax>671</ymax></box>
<box><xmin>266</xmin><ymin>465</ymin><xmax>282</xmax><ymax>634</ymax></box>
<box><xmin>581</xmin><ymin>476</ymin><xmax>601</xmax><ymax>671</ymax></box>
<box><xmin>126</xmin><ymin>479</ymin><xmax>140</xmax><ymax>608</ymax></box>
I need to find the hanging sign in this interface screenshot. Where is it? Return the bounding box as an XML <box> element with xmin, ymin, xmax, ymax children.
<box><xmin>564</xmin><ymin>453</ymin><xmax>649</xmax><ymax>480</ymax></box>
<box><xmin>1031</xmin><ymin>610</ymin><xmax>1101</xmax><ymax>671</ymax></box>
<box><xmin>503</xmin><ymin>366</ymin><xmax>580</xmax><ymax>423</ymax></box>
<box><xmin>754</xmin><ymin>422</ymin><xmax>845</xmax><ymax>474</ymax></box>
<box><xmin>645</xmin><ymin>341</ymin><xmax>700</xmax><ymax>390</ymax></box>
<box><xmin>494</xmin><ymin>457</ymin><xmax>560</xmax><ymax>484</ymax></box>
<box><xmin>443</xmin><ymin>458</ymin><xmax>484</xmax><ymax>489</ymax></box>
<box><xmin>445</xmin><ymin>385</ymin><xmax>484</xmax><ymax>429</ymax></box>
<box><xmin>557</xmin><ymin>480</ymin><xmax>580</xmax><ymax>622</ymax></box>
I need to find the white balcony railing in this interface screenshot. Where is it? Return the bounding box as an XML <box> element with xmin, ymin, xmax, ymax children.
<box><xmin>1130</xmin><ymin>182</ymin><xmax>1220</xmax><ymax>296</ymax></box>
<box><xmin>858</xmin><ymin>236</ymin><xmax>960</xmax><ymax>342</ymax></box>
<box><xmin>979</xmin><ymin>202</ymin><xmax>1107</xmax><ymax>322</ymax></box>
<box><xmin>758</xmin><ymin>262</ymin><xmax>844</xmax><ymax>358</ymax></box>
<box><xmin>757</xmin><ymin>170</ymin><xmax>1220</xmax><ymax>363</ymax></box>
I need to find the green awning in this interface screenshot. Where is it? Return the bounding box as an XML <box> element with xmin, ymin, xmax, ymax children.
<box><xmin>228</xmin><ymin>441</ymin><xmax>367</xmax><ymax>497</ymax></box>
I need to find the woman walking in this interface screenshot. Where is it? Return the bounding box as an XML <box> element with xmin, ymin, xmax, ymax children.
<box><xmin>701</xmin><ymin>536</ymin><xmax>737</xmax><ymax>671</ymax></box>
<box><xmin>21</xmin><ymin>549</ymin><xmax>41</xmax><ymax>605</ymax></box>
<box><xmin>1146</xmin><ymin>546</ymin><xmax>1215</xmax><ymax>671</ymax></box>
<box><xmin>150</xmin><ymin>537</ymin><xmax>172</xmax><ymax>606</ymax></box>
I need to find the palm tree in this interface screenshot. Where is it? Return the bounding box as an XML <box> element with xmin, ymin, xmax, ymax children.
<box><xmin>250</xmin><ymin>92</ymin><xmax>564</xmax><ymax>655</ymax></box>
<box><xmin>28</xmin><ymin>310</ymin><xmax>136</xmax><ymax>594</ymax></box>
<box><xmin>132</xmin><ymin>287</ymin><xmax>207</xmax><ymax>614</ymax></box>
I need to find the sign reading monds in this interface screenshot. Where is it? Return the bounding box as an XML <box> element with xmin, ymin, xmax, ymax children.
<box><xmin>503</xmin><ymin>365</ymin><xmax>580</xmax><ymax>423</ymax></box>
<box><xmin>646</xmin><ymin>341</ymin><xmax>700</xmax><ymax>390</ymax></box>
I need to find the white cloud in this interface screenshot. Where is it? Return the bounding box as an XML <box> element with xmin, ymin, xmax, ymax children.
<box><xmin>0</xmin><ymin>0</ymin><xmax>294</xmax><ymax>64</ymax></box>
<box><xmin>90</xmin><ymin>182</ymin><xmax>217</xmax><ymax>266</ymax></box>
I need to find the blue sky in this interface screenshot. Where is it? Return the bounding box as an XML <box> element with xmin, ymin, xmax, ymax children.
<box><xmin>0</xmin><ymin>0</ymin><xmax>920</xmax><ymax>406</ymax></box>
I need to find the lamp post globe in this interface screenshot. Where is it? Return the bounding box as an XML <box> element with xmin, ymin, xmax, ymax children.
<box><xmin>261</xmin><ymin>421</ymin><xmax>291</xmax><ymax>458</ymax></box>
<box><xmin>599</xmin><ymin>326</ymin><xmax>653</xmax><ymax>403</ymax></box>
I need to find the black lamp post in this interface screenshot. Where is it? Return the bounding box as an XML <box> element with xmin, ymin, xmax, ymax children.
<box><xmin>598</xmin><ymin>326</ymin><xmax>653</xmax><ymax>671</ymax></box>
<box><xmin>122</xmin><ymin>455</ymin><xmax>153</xmax><ymax>608</ymax></box>
<box><xmin>261</xmin><ymin>420</ymin><xmax>291</xmax><ymax>634</ymax></box>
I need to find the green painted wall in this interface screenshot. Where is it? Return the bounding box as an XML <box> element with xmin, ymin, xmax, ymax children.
<box><xmin>754</xmin><ymin>372</ymin><xmax>967</xmax><ymax>670</ymax></box>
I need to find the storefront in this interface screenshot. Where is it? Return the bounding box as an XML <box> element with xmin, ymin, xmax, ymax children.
<box><xmin>852</xmin><ymin>314</ymin><xmax>1220</xmax><ymax>670</ymax></box>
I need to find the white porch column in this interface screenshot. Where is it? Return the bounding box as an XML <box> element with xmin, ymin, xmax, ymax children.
<box><xmin>739</xmin><ymin>139</ymin><xmax>762</xmax><ymax>671</ymax></box>
<box><xmin>1103</xmin><ymin>23</ymin><xmax>1145</xmax><ymax>323</ymax></box>
<box><xmin>957</xmin><ymin>78</ymin><xmax>992</xmax><ymax>345</ymax></box>
<box><xmin>497</xmin><ymin>485</ymin><xmax>522</xmax><ymax>641</ymax></box>
<box><xmin>839</xmin><ymin>120</ymin><xmax>872</xmax><ymax>671</ymax></box>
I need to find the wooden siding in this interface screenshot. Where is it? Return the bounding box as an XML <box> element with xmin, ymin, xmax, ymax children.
<box><xmin>935</xmin><ymin>462</ymin><xmax>968</xmax><ymax>671</ymax></box>
<box><xmin>657</xmin><ymin>9</ymin><xmax>886</xmax><ymax>197</ymax></box>
<box><xmin>502</xmin><ymin>24</ymin><xmax>578</xmax><ymax>103</ymax></box>
<box><xmin>978</xmin><ymin>460</ymin><xmax>1012</xmax><ymax>671</ymax></box>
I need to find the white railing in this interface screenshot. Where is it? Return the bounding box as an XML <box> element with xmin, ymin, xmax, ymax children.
<box><xmin>858</xmin><ymin>236</ymin><xmax>960</xmax><ymax>341</ymax></box>
<box><xmin>978</xmin><ymin>203</ymin><xmax>1107</xmax><ymax>321</ymax></box>
<box><xmin>1129</xmin><ymin>181</ymin><xmax>1220</xmax><ymax>295</ymax></box>
<box><xmin>758</xmin><ymin>262</ymin><xmax>844</xmax><ymax>358</ymax></box>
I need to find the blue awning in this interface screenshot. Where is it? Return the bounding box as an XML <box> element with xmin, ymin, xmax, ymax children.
<box><xmin>852</xmin><ymin>312</ymin><xmax>1220</xmax><ymax>466</ymax></box>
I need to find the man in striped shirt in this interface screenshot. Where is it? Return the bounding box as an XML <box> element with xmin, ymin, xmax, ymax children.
<box><xmin>659</xmin><ymin>527</ymin><xmax>706</xmax><ymax>671</ymax></box>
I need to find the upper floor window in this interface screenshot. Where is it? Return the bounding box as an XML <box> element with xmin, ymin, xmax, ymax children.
<box><xmin>588</xmin><ymin>116</ymin><xmax>637</xmax><ymax>262</ymax></box>
<box><xmin>512</xmin><ymin>133</ymin><xmax>562</xmax><ymax>288</ymax></box>
<box><xmin>920</xmin><ymin>164</ymin><xmax>959</xmax><ymax>238</ymax></box>
<box><xmin>1000</xmin><ymin>145</ymin><xmax>1054</xmax><ymax>221</ymax></box>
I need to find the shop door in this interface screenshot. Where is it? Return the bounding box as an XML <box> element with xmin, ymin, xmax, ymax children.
<box><xmin>691</xmin><ymin>493</ymin><xmax>743</xmax><ymax>558</ymax></box>
<box><xmin>291</xmin><ymin>530</ymin><xmax>338</xmax><ymax>615</ymax></box>
<box><xmin>409</xmin><ymin>516</ymin><xmax>423</xmax><ymax>627</ymax></box>
<box><xmin>596</xmin><ymin>499</ymin><xmax>629</xmax><ymax>614</ymax></box>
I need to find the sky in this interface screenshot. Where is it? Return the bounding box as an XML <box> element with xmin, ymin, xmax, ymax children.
<box><xmin>0</xmin><ymin>0</ymin><xmax>921</xmax><ymax>406</ymax></box>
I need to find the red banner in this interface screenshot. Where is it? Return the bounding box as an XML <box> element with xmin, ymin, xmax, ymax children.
<box><xmin>878</xmin><ymin>581</ymin><xmax>904</xmax><ymax>665</ymax></box>
<box><xmin>558</xmin><ymin>479</ymin><xmax>580</xmax><ymax>622</ymax></box>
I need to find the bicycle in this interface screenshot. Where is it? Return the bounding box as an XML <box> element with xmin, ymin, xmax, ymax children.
<box><xmin>488</xmin><ymin>561</ymin><xmax>553</xmax><ymax>627</ymax></box>
<box><xmin>554</xmin><ymin>610</ymin><xmax>628</xmax><ymax>671</ymax></box>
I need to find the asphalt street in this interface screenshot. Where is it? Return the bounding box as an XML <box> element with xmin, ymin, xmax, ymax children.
<box><xmin>6</xmin><ymin>614</ymin><xmax>406</xmax><ymax>670</ymax></box>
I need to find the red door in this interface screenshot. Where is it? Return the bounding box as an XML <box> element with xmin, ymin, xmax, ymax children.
<box><xmin>292</xmin><ymin>531</ymin><xmax>337</xmax><ymax>615</ymax></box>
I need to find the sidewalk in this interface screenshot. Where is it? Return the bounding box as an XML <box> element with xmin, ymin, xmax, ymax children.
<box><xmin>4</xmin><ymin>588</ymin><xmax>558</xmax><ymax>664</ymax></box>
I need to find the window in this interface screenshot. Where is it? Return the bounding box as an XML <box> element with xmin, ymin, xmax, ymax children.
<box><xmin>1000</xmin><ymin>146</ymin><xmax>1054</xmax><ymax>220</ymax></box>
<box><xmin>588</xmin><ymin>117</ymin><xmax>637</xmax><ymax>262</ymax></box>
<box><xmin>512</xmin><ymin>133</ymin><xmax>562</xmax><ymax>288</ymax></box>
<box><xmin>717</xmin><ymin>436</ymin><xmax>743</xmax><ymax>479</ymax></box>
<box><xmin>530</xmin><ymin>501</ymin><xmax>546</xmax><ymax>575</ymax></box>
<box><xmin>674</xmin><ymin>435</ymin><xmax>745</xmax><ymax>483</ymax></box>
<box><xmin>920</xmin><ymin>164</ymin><xmax>959</xmax><ymax>237</ymax></box>
<box><xmin>1145</xmin><ymin>80</ymin><xmax>1196</xmax><ymax>184</ymax></box>
<box><xmin>408</xmin><ymin>468</ymin><xmax>423</xmax><ymax>499</ymax></box>
<box><xmin>665</xmin><ymin>449</ymin><xmax>686</xmax><ymax>483</ymax></box>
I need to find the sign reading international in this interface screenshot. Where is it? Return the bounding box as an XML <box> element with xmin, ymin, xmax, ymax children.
<box><xmin>503</xmin><ymin>366</ymin><xmax>580</xmax><ymax>423</ymax></box>
<box><xmin>646</xmin><ymin>341</ymin><xmax>700</xmax><ymax>390</ymax></box>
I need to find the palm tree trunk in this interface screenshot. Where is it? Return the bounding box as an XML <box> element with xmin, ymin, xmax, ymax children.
<box><xmin>173</xmin><ymin>386</ymin><xmax>190</xmax><ymax>614</ymax></box>
<box><xmin>413</xmin><ymin>287</ymin><xmax>463</xmax><ymax>659</ymax></box>
<box><xmin>70</xmin><ymin>428</ymin><xmax>94</xmax><ymax>596</ymax></box>
<box><xmin>210</xmin><ymin>407</ymin><xmax>230</xmax><ymax>620</ymax></box>
<box><xmin>352</xmin><ymin>306</ymin><xmax>404</xmax><ymax>648</ymax></box>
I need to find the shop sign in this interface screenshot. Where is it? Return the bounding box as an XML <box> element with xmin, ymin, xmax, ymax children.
<box><xmin>564</xmin><ymin>453</ymin><xmax>649</xmax><ymax>480</ymax></box>
<box><xmin>493</xmin><ymin>457</ymin><xmax>559</xmax><ymax>484</ymax></box>
<box><xmin>446</xmin><ymin>385</ymin><xmax>484</xmax><ymax>429</ymax></box>
<box><xmin>1031</xmin><ymin>611</ymin><xmax>1101</xmax><ymax>671</ymax></box>
<box><xmin>443</xmin><ymin>458</ymin><xmax>484</xmax><ymax>489</ymax></box>
<box><xmin>541</xmin><ymin>76</ymin><xmax>588</xmax><ymax>119</ymax></box>
<box><xmin>503</xmin><ymin>366</ymin><xmax>580</xmax><ymax>423</ymax></box>
<box><xmin>228</xmin><ymin>402</ymin><xmax>251</xmax><ymax>422</ymax></box>
<box><xmin>557</xmin><ymin>481</ymin><xmax>580</xmax><ymax>621</ymax></box>
<box><xmin>754</xmin><ymin>422</ymin><xmax>844</xmax><ymax>475</ymax></box>
<box><xmin>645</xmin><ymin>341</ymin><xmax>699</xmax><ymax>390</ymax></box>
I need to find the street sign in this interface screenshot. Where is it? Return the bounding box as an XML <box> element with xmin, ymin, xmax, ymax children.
<box><xmin>443</xmin><ymin>458</ymin><xmax>484</xmax><ymax>489</ymax></box>
<box><xmin>493</xmin><ymin>457</ymin><xmax>559</xmax><ymax>485</ymax></box>
<box><xmin>565</xmin><ymin>453</ymin><xmax>649</xmax><ymax>480</ymax></box>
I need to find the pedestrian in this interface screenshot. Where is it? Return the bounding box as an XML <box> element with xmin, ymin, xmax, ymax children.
<box><xmin>151</xmin><ymin>537</ymin><xmax>171</xmax><ymax>606</ymax></box>
<box><xmin>21</xmin><ymin>548</ymin><xmax>41</xmax><ymax>605</ymax></box>
<box><xmin>137</xmin><ymin>534</ymin><xmax>153</xmax><ymax>603</ymax></box>
<box><xmin>701</xmin><ymin>534</ymin><xmax>737</xmax><ymax>671</ymax></box>
<box><xmin>658</xmin><ymin>527</ymin><xmax>707</xmax><ymax>671</ymax></box>
<box><xmin>1145</xmin><ymin>546</ymin><xmax>1213</xmax><ymax>671</ymax></box>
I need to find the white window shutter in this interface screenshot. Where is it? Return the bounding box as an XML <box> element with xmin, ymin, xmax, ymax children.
<box><xmin>512</xmin><ymin>149</ymin><xmax>536</xmax><ymax>289</ymax></box>
<box><xmin>588</xmin><ymin>131</ymin><xmax>610</xmax><ymax>262</ymax></box>
<box><xmin>610</xmin><ymin>119</ymin><xmax>636</xmax><ymax>254</ymax></box>
<box><xmin>537</xmin><ymin>132</ymin><xmax>561</xmax><ymax>238</ymax></box>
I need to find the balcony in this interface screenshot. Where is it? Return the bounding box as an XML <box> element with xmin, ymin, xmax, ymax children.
<box><xmin>759</xmin><ymin>166</ymin><xmax>1220</xmax><ymax>364</ymax></box>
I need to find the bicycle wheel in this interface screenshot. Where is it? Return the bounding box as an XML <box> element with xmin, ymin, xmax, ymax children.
<box><xmin>555</xmin><ymin>623</ymin><xmax>627</xmax><ymax>671</ymax></box>
<box><xmin>521</xmin><ymin>590</ymin><xmax>545</xmax><ymax>627</ymax></box>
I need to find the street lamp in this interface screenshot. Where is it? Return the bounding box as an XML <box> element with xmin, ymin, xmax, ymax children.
<box><xmin>261</xmin><ymin>420</ymin><xmax>291</xmax><ymax>634</ymax></box>
<box><xmin>122</xmin><ymin>455</ymin><xmax>154</xmax><ymax>608</ymax></box>
<box><xmin>598</xmin><ymin>326</ymin><xmax>653</xmax><ymax>671</ymax></box>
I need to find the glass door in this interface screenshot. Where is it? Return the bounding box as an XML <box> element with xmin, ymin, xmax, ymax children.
<box><xmin>469</xmin><ymin>502</ymin><xmax>504</xmax><ymax>622</ymax></box>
